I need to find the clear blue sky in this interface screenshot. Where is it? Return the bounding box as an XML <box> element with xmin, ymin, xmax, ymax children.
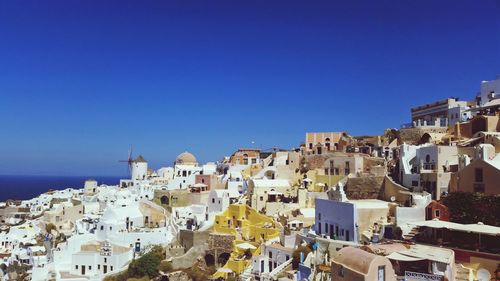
<box><xmin>0</xmin><ymin>0</ymin><xmax>498</xmax><ymax>177</ymax></box>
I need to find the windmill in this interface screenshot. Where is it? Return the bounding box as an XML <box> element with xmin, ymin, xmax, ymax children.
<box><xmin>119</xmin><ymin>146</ymin><xmax>133</xmax><ymax>177</ymax></box>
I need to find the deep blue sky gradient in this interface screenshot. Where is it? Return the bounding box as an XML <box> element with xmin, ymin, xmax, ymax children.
<box><xmin>0</xmin><ymin>0</ymin><xmax>498</xmax><ymax>176</ymax></box>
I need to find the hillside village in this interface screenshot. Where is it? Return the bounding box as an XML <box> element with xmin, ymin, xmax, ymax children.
<box><xmin>1</xmin><ymin>78</ymin><xmax>499</xmax><ymax>281</ymax></box>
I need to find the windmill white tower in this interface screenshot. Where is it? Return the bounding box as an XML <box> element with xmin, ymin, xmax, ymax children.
<box><xmin>131</xmin><ymin>155</ymin><xmax>148</xmax><ymax>180</ymax></box>
<box><xmin>119</xmin><ymin>147</ymin><xmax>148</xmax><ymax>180</ymax></box>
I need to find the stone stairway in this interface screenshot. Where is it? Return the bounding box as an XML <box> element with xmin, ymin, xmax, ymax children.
<box><xmin>268</xmin><ymin>259</ymin><xmax>292</xmax><ymax>280</ymax></box>
<box><xmin>239</xmin><ymin>265</ymin><xmax>253</xmax><ymax>281</ymax></box>
<box><xmin>403</xmin><ymin>226</ymin><xmax>420</xmax><ymax>241</ymax></box>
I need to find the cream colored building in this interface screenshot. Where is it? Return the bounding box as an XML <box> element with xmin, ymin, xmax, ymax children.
<box><xmin>331</xmin><ymin>247</ymin><xmax>396</xmax><ymax>281</ymax></box>
<box><xmin>305</xmin><ymin>132</ymin><xmax>348</xmax><ymax>155</ymax></box>
<box><xmin>43</xmin><ymin>199</ymin><xmax>84</xmax><ymax>235</ymax></box>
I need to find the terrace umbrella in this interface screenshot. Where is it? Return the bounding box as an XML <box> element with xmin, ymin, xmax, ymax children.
<box><xmin>237</xmin><ymin>242</ymin><xmax>256</xmax><ymax>250</ymax></box>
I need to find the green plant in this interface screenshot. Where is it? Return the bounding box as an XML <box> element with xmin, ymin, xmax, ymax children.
<box><xmin>128</xmin><ymin>252</ymin><xmax>161</xmax><ymax>279</ymax></box>
<box><xmin>158</xmin><ymin>261</ymin><xmax>173</xmax><ymax>273</ymax></box>
<box><xmin>442</xmin><ymin>192</ymin><xmax>500</xmax><ymax>226</ymax></box>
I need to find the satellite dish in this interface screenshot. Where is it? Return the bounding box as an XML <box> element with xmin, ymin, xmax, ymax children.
<box><xmin>477</xmin><ymin>268</ymin><xmax>490</xmax><ymax>281</ymax></box>
<box><xmin>390</xmin><ymin>196</ymin><xmax>396</xmax><ymax>202</ymax></box>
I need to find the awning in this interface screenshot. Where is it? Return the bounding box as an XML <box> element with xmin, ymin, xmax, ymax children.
<box><xmin>410</xmin><ymin>220</ymin><xmax>500</xmax><ymax>236</ymax></box>
<box><xmin>457</xmin><ymin>137</ymin><xmax>482</xmax><ymax>146</ymax></box>
<box><xmin>217</xmin><ymin>268</ymin><xmax>233</xmax><ymax>273</ymax></box>
<box><xmin>191</xmin><ymin>183</ymin><xmax>208</xmax><ymax>188</ymax></box>
<box><xmin>387</xmin><ymin>252</ymin><xmax>425</xmax><ymax>262</ymax></box>
<box><xmin>237</xmin><ymin>242</ymin><xmax>256</xmax><ymax>250</ymax></box>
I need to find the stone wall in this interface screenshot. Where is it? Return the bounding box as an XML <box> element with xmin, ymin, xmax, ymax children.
<box><xmin>400</xmin><ymin>127</ymin><xmax>448</xmax><ymax>144</ymax></box>
<box><xmin>171</xmin><ymin>243</ymin><xmax>208</xmax><ymax>270</ymax></box>
<box><xmin>164</xmin><ymin>271</ymin><xmax>191</xmax><ymax>281</ymax></box>
<box><xmin>179</xmin><ymin>229</ymin><xmax>210</xmax><ymax>252</ymax></box>
<box><xmin>344</xmin><ymin>176</ymin><xmax>385</xmax><ymax>199</ymax></box>
<box><xmin>305</xmin><ymin>155</ymin><xmax>328</xmax><ymax>170</ymax></box>
<box><xmin>205</xmin><ymin>233</ymin><xmax>234</xmax><ymax>265</ymax></box>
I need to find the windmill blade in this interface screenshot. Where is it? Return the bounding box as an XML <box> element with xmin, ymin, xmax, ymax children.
<box><xmin>128</xmin><ymin>146</ymin><xmax>133</xmax><ymax>162</ymax></box>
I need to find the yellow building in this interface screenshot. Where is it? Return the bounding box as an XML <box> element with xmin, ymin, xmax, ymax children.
<box><xmin>212</xmin><ymin>204</ymin><xmax>282</xmax><ymax>278</ymax></box>
<box><xmin>214</xmin><ymin>204</ymin><xmax>281</xmax><ymax>242</ymax></box>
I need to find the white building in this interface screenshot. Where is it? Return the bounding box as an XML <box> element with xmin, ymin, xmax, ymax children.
<box><xmin>207</xmin><ymin>189</ymin><xmax>239</xmax><ymax>214</ymax></box>
<box><xmin>70</xmin><ymin>240</ymin><xmax>132</xmax><ymax>279</ymax></box>
<box><xmin>478</xmin><ymin>78</ymin><xmax>500</xmax><ymax>106</ymax></box>
<box><xmin>399</xmin><ymin>143</ymin><xmax>458</xmax><ymax>199</ymax></box>
<box><xmin>131</xmin><ymin>155</ymin><xmax>148</xmax><ymax>181</ymax></box>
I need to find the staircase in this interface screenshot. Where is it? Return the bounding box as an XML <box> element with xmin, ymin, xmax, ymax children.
<box><xmin>403</xmin><ymin>226</ymin><xmax>420</xmax><ymax>241</ymax></box>
<box><xmin>239</xmin><ymin>265</ymin><xmax>253</xmax><ymax>281</ymax></box>
<box><xmin>268</xmin><ymin>259</ymin><xmax>292</xmax><ymax>280</ymax></box>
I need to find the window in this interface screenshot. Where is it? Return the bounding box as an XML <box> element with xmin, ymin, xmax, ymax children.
<box><xmin>104</xmin><ymin>258</ymin><xmax>107</xmax><ymax>263</ymax></box>
<box><xmin>378</xmin><ymin>265</ymin><xmax>385</xmax><ymax>281</ymax></box>
<box><xmin>111</xmin><ymin>266</ymin><xmax>113</xmax><ymax>271</ymax></box>
<box><xmin>318</xmin><ymin>213</ymin><xmax>321</xmax><ymax>220</ymax></box>
<box><xmin>425</xmin><ymin>154</ymin><xmax>431</xmax><ymax>163</ymax></box>
<box><xmin>268</xmin><ymin>252</ymin><xmax>272</xmax><ymax>259</ymax></box>
<box><xmin>412</xmin><ymin>181</ymin><xmax>418</xmax><ymax>187</ymax></box>
<box><xmin>98</xmin><ymin>265</ymin><xmax>100</xmax><ymax>270</ymax></box>
<box><xmin>260</xmin><ymin>196</ymin><xmax>264</xmax><ymax>201</ymax></box>
<box><xmin>100</xmin><ymin>225</ymin><xmax>104</xmax><ymax>231</ymax></box>
<box><xmin>435</xmin><ymin>209</ymin><xmax>440</xmax><ymax>218</ymax></box>
<box><xmin>89</xmin><ymin>266</ymin><xmax>92</xmax><ymax>270</ymax></box>
<box><xmin>475</xmin><ymin>168</ymin><xmax>483</xmax><ymax>182</ymax></box>
<box><xmin>212</xmin><ymin>198</ymin><xmax>215</xmax><ymax>203</ymax></box>
<box><xmin>76</xmin><ymin>265</ymin><xmax>78</xmax><ymax>269</ymax></box>
<box><xmin>309</xmin><ymin>143</ymin><xmax>313</xmax><ymax>149</ymax></box>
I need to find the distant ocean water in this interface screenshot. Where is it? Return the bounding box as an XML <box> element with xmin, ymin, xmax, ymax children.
<box><xmin>0</xmin><ymin>175</ymin><xmax>123</xmax><ymax>202</ymax></box>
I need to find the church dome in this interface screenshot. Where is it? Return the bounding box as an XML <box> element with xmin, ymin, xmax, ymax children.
<box><xmin>175</xmin><ymin>151</ymin><xmax>197</xmax><ymax>165</ymax></box>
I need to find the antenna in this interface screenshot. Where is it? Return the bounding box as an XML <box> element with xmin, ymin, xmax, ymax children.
<box><xmin>119</xmin><ymin>146</ymin><xmax>133</xmax><ymax>176</ymax></box>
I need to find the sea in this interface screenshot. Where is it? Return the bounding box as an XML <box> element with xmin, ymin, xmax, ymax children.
<box><xmin>0</xmin><ymin>175</ymin><xmax>123</xmax><ymax>202</ymax></box>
